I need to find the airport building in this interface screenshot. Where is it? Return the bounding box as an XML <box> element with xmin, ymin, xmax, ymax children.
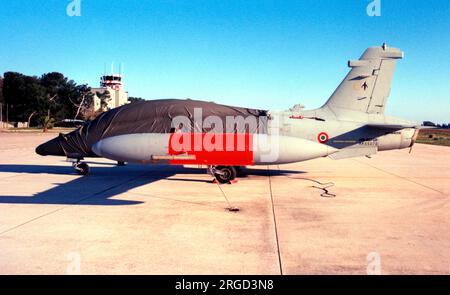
<box><xmin>91</xmin><ymin>67</ymin><xmax>129</xmax><ymax>111</ymax></box>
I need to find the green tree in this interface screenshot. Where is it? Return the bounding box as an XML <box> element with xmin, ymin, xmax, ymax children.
<box><xmin>2</xmin><ymin>71</ymin><xmax>109</xmax><ymax>129</ymax></box>
<box><xmin>3</xmin><ymin>72</ymin><xmax>27</xmax><ymax>122</ymax></box>
<box><xmin>39</xmin><ymin>72</ymin><xmax>95</xmax><ymax>127</ymax></box>
<box><xmin>40</xmin><ymin>72</ymin><xmax>70</xmax><ymax>124</ymax></box>
<box><xmin>128</xmin><ymin>96</ymin><xmax>145</xmax><ymax>103</ymax></box>
<box><xmin>96</xmin><ymin>90</ymin><xmax>111</xmax><ymax>112</ymax></box>
<box><xmin>40</xmin><ymin>110</ymin><xmax>56</xmax><ymax>133</ymax></box>
<box><xmin>0</xmin><ymin>76</ymin><xmax>4</xmax><ymax>104</ymax></box>
<box><xmin>3</xmin><ymin>72</ymin><xmax>45</xmax><ymax>125</ymax></box>
<box><xmin>70</xmin><ymin>84</ymin><xmax>94</xmax><ymax>120</ymax></box>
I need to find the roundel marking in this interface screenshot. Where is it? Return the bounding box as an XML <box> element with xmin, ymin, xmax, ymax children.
<box><xmin>317</xmin><ymin>132</ymin><xmax>329</xmax><ymax>143</ymax></box>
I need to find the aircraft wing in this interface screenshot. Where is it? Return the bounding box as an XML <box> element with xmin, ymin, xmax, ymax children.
<box><xmin>366</xmin><ymin>123</ymin><xmax>418</xmax><ymax>130</ymax></box>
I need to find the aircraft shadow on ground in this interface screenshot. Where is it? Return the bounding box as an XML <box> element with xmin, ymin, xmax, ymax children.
<box><xmin>0</xmin><ymin>164</ymin><xmax>304</xmax><ymax>206</ymax></box>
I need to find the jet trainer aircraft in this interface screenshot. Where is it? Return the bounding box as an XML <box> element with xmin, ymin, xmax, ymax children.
<box><xmin>36</xmin><ymin>44</ymin><xmax>419</xmax><ymax>183</ymax></box>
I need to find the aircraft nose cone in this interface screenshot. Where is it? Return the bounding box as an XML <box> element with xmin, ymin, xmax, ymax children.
<box><xmin>35</xmin><ymin>136</ymin><xmax>65</xmax><ymax>156</ymax></box>
<box><xmin>91</xmin><ymin>141</ymin><xmax>102</xmax><ymax>157</ymax></box>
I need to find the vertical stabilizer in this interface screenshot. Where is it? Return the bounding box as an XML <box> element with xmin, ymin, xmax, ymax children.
<box><xmin>323</xmin><ymin>44</ymin><xmax>403</xmax><ymax>116</ymax></box>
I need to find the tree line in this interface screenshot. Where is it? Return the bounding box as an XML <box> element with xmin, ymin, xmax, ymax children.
<box><xmin>422</xmin><ymin>121</ymin><xmax>450</xmax><ymax>129</ymax></box>
<box><xmin>0</xmin><ymin>72</ymin><xmax>114</xmax><ymax>130</ymax></box>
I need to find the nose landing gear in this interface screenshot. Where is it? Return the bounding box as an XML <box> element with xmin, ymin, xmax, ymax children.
<box><xmin>68</xmin><ymin>158</ymin><xmax>90</xmax><ymax>176</ymax></box>
<box><xmin>74</xmin><ymin>162</ymin><xmax>90</xmax><ymax>175</ymax></box>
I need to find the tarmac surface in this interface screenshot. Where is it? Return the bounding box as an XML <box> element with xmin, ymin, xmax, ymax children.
<box><xmin>0</xmin><ymin>132</ymin><xmax>449</xmax><ymax>274</ymax></box>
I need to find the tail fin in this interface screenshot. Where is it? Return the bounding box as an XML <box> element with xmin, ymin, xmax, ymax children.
<box><xmin>323</xmin><ymin>43</ymin><xmax>403</xmax><ymax>116</ymax></box>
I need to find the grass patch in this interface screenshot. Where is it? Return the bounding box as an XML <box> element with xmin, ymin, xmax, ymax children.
<box><xmin>417</xmin><ymin>129</ymin><xmax>450</xmax><ymax>147</ymax></box>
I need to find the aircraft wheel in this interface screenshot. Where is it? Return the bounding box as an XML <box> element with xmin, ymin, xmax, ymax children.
<box><xmin>76</xmin><ymin>163</ymin><xmax>90</xmax><ymax>176</ymax></box>
<box><xmin>214</xmin><ymin>166</ymin><xmax>237</xmax><ymax>184</ymax></box>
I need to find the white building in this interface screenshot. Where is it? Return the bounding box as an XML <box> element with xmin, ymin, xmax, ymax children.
<box><xmin>91</xmin><ymin>72</ymin><xmax>128</xmax><ymax>111</ymax></box>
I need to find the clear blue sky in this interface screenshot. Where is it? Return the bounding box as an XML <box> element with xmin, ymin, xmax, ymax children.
<box><xmin>0</xmin><ymin>0</ymin><xmax>449</xmax><ymax>122</ymax></box>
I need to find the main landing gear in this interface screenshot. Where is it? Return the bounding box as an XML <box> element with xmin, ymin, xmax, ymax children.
<box><xmin>208</xmin><ymin>166</ymin><xmax>238</xmax><ymax>184</ymax></box>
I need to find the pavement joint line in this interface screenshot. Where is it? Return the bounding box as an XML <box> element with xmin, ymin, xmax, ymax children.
<box><xmin>0</xmin><ymin>173</ymin><xmax>149</xmax><ymax>236</ymax></box>
<box><xmin>353</xmin><ymin>159</ymin><xmax>446</xmax><ymax>195</ymax></box>
<box><xmin>267</xmin><ymin>165</ymin><xmax>283</xmax><ymax>275</ymax></box>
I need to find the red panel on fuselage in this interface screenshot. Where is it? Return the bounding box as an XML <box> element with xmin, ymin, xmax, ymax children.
<box><xmin>168</xmin><ymin>133</ymin><xmax>254</xmax><ymax>165</ymax></box>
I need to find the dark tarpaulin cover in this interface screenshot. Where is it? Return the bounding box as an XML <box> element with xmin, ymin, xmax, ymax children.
<box><xmin>56</xmin><ymin>99</ymin><xmax>268</xmax><ymax>158</ymax></box>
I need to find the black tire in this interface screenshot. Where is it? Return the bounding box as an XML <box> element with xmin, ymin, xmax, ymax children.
<box><xmin>76</xmin><ymin>163</ymin><xmax>90</xmax><ymax>176</ymax></box>
<box><xmin>214</xmin><ymin>166</ymin><xmax>237</xmax><ymax>184</ymax></box>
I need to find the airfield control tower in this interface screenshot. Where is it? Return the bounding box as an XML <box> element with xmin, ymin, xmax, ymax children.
<box><xmin>100</xmin><ymin>73</ymin><xmax>123</xmax><ymax>90</ymax></box>
<box><xmin>92</xmin><ymin>63</ymin><xmax>129</xmax><ymax>110</ymax></box>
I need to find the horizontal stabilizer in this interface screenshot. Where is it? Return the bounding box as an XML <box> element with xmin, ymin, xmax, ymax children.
<box><xmin>329</xmin><ymin>145</ymin><xmax>377</xmax><ymax>160</ymax></box>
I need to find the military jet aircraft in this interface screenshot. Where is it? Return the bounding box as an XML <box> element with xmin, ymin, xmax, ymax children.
<box><xmin>36</xmin><ymin>44</ymin><xmax>419</xmax><ymax>183</ymax></box>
